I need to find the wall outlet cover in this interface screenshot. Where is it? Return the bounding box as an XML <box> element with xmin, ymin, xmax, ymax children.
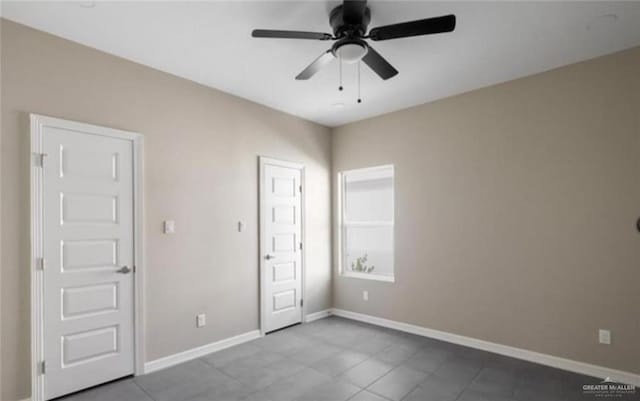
<box><xmin>598</xmin><ymin>329</ymin><xmax>611</xmax><ymax>345</ymax></box>
<box><xmin>197</xmin><ymin>314</ymin><xmax>206</xmax><ymax>328</ymax></box>
<box><xmin>163</xmin><ymin>220</ymin><xmax>175</xmax><ymax>234</ymax></box>
<box><xmin>363</xmin><ymin>290</ymin><xmax>369</xmax><ymax>301</ymax></box>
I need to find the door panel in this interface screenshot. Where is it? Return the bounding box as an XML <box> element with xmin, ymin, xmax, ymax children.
<box><xmin>261</xmin><ymin>160</ymin><xmax>303</xmax><ymax>333</ymax></box>
<box><xmin>61</xmin><ymin>239</ymin><xmax>119</xmax><ymax>271</ymax></box>
<box><xmin>61</xmin><ymin>193</ymin><xmax>119</xmax><ymax>224</ymax></box>
<box><xmin>272</xmin><ymin>262</ymin><xmax>296</xmax><ymax>282</ymax></box>
<box><xmin>43</xmin><ymin>127</ymin><xmax>134</xmax><ymax>400</ymax></box>
<box><xmin>61</xmin><ymin>283</ymin><xmax>118</xmax><ymax>319</ymax></box>
<box><xmin>62</xmin><ymin>326</ymin><xmax>119</xmax><ymax>366</ymax></box>
<box><xmin>273</xmin><ymin>290</ymin><xmax>296</xmax><ymax>311</ymax></box>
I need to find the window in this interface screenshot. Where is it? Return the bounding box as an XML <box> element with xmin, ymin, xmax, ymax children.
<box><xmin>339</xmin><ymin>165</ymin><xmax>394</xmax><ymax>282</ymax></box>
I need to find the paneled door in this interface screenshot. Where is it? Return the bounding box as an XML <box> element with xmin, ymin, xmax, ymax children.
<box><xmin>260</xmin><ymin>157</ymin><xmax>304</xmax><ymax>333</ymax></box>
<box><xmin>40</xmin><ymin>119</ymin><xmax>136</xmax><ymax>400</ymax></box>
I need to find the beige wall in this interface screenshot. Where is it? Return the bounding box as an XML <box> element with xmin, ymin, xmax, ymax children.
<box><xmin>0</xmin><ymin>20</ymin><xmax>332</xmax><ymax>400</ymax></box>
<box><xmin>333</xmin><ymin>46</ymin><xmax>640</xmax><ymax>375</ymax></box>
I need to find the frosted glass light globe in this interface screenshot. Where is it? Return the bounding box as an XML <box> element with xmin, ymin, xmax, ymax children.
<box><xmin>336</xmin><ymin>43</ymin><xmax>368</xmax><ymax>63</ymax></box>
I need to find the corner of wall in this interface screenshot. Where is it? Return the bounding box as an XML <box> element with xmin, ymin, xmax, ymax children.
<box><xmin>328</xmin><ymin>126</ymin><xmax>336</xmax><ymax>310</ymax></box>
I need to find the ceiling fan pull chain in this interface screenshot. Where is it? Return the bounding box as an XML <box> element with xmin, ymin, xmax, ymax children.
<box><xmin>339</xmin><ymin>53</ymin><xmax>344</xmax><ymax>91</ymax></box>
<box><xmin>357</xmin><ymin>61</ymin><xmax>362</xmax><ymax>103</ymax></box>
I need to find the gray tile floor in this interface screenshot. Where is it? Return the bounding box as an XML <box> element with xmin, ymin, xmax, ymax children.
<box><xmin>59</xmin><ymin>317</ymin><xmax>639</xmax><ymax>401</ymax></box>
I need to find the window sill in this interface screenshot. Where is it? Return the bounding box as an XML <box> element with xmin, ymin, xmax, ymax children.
<box><xmin>340</xmin><ymin>271</ymin><xmax>395</xmax><ymax>283</ymax></box>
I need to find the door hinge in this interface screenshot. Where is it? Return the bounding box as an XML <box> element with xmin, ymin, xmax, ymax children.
<box><xmin>299</xmin><ymin>242</ymin><xmax>303</xmax><ymax>250</ymax></box>
<box><xmin>41</xmin><ymin>361</ymin><xmax>46</xmax><ymax>375</ymax></box>
<box><xmin>34</xmin><ymin>153</ymin><xmax>47</xmax><ymax>167</ymax></box>
<box><xmin>36</xmin><ymin>257</ymin><xmax>45</xmax><ymax>270</ymax></box>
<box><xmin>300</xmin><ymin>299</ymin><xmax>304</xmax><ymax>307</ymax></box>
<box><xmin>299</xmin><ymin>185</ymin><xmax>302</xmax><ymax>193</ymax></box>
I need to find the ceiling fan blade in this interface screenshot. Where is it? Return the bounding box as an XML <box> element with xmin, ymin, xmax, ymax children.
<box><xmin>342</xmin><ymin>0</ymin><xmax>368</xmax><ymax>24</ymax></box>
<box><xmin>296</xmin><ymin>50</ymin><xmax>336</xmax><ymax>80</ymax></box>
<box><xmin>252</xmin><ymin>29</ymin><xmax>332</xmax><ymax>40</ymax></box>
<box><xmin>369</xmin><ymin>14</ymin><xmax>456</xmax><ymax>41</ymax></box>
<box><xmin>362</xmin><ymin>46</ymin><xmax>398</xmax><ymax>80</ymax></box>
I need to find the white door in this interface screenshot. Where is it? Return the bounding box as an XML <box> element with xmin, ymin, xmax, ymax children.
<box><xmin>42</xmin><ymin>124</ymin><xmax>135</xmax><ymax>399</ymax></box>
<box><xmin>260</xmin><ymin>158</ymin><xmax>304</xmax><ymax>333</ymax></box>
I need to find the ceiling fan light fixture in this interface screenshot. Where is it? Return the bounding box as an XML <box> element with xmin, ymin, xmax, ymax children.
<box><xmin>253</xmin><ymin>0</ymin><xmax>456</xmax><ymax>81</ymax></box>
<box><xmin>335</xmin><ymin>42</ymin><xmax>368</xmax><ymax>64</ymax></box>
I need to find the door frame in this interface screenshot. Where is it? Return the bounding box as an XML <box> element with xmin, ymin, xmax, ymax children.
<box><xmin>30</xmin><ymin>114</ymin><xmax>145</xmax><ymax>401</ymax></box>
<box><xmin>258</xmin><ymin>156</ymin><xmax>306</xmax><ymax>336</ymax></box>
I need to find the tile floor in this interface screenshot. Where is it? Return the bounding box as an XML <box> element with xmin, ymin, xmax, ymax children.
<box><xmin>58</xmin><ymin>316</ymin><xmax>639</xmax><ymax>401</ymax></box>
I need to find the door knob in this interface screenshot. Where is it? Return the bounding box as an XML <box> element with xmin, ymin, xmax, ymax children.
<box><xmin>116</xmin><ymin>266</ymin><xmax>132</xmax><ymax>274</ymax></box>
<box><xmin>265</xmin><ymin>255</ymin><xmax>275</xmax><ymax>260</ymax></box>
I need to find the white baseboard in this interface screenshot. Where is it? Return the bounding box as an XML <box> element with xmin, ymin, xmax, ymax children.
<box><xmin>143</xmin><ymin>330</ymin><xmax>261</xmax><ymax>374</ymax></box>
<box><xmin>331</xmin><ymin>308</ymin><xmax>640</xmax><ymax>387</ymax></box>
<box><xmin>305</xmin><ymin>309</ymin><xmax>332</xmax><ymax>323</ymax></box>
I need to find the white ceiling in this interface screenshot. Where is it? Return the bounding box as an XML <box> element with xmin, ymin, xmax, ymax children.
<box><xmin>3</xmin><ymin>1</ymin><xmax>640</xmax><ymax>127</ymax></box>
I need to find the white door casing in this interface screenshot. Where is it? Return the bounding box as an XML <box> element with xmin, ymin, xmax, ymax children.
<box><xmin>31</xmin><ymin>115</ymin><xmax>144</xmax><ymax>401</ymax></box>
<box><xmin>259</xmin><ymin>157</ymin><xmax>305</xmax><ymax>333</ymax></box>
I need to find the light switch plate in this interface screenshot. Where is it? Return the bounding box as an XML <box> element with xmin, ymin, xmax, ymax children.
<box><xmin>363</xmin><ymin>291</ymin><xmax>369</xmax><ymax>301</ymax></box>
<box><xmin>163</xmin><ymin>220</ymin><xmax>175</xmax><ymax>234</ymax></box>
<box><xmin>599</xmin><ymin>329</ymin><xmax>611</xmax><ymax>345</ymax></box>
<box><xmin>197</xmin><ymin>314</ymin><xmax>206</xmax><ymax>328</ymax></box>
<box><xmin>238</xmin><ymin>221</ymin><xmax>246</xmax><ymax>232</ymax></box>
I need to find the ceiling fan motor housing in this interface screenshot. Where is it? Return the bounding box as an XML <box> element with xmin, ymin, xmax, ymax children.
<box><xmin>330</xmin><ymin>5</ymin><xmax>371</xmax><ymax>38</ymax></box>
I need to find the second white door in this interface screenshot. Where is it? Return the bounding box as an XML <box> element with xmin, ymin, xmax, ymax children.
<box><xmin>260</xmin><ymin>157</ymin><xmax>304</xmax><ymax>333</ymax></box>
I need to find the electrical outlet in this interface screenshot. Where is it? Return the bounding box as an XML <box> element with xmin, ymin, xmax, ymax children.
<box><xmin>599</xmin><ymin>329</ymin><xmax>611</xmax><ymax>345</ymax></box>
<box><xmin>238</xmin><ymin>221</ymin><xmax>246</xmax><ymax>232</ymax></box>
<box><xmin>163</xmin><ymin>220</ymin><xmax>175</xmax><ymax>234</ymax></box>
<box><xmin>363</xmin><ymin>290</ymin><xmax>368</xmax><ymax>301</ymax></box>
<box><xmin>196</xmin><ymin>314</ymin><xmax>206</xmax><ymax>328</ymax></box>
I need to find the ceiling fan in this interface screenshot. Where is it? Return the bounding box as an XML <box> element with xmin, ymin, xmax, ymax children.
<box><xmin>252</xmin><ymin>0</ymin><xmax>456</xmax><ymax>81</ymax></box>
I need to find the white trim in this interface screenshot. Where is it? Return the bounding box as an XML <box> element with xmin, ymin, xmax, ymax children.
<box><xmin>258</xmin><ymin>156</ymin><xmax>306</xmax><ymax>336</ymax></box>
<box><xmin>305</xmin><ymin>309</ymin><xmax>332</xmax><ymax>323</ymax></box>
<box><xmin>30</xmin><ymin>114</ymin><xmax>145</xmax><ymax>401</ymax></box>
<box><xmin>335</xmin><ymin>172</ymin><xmax>343</xmax><ymax>287</ymax></box>
<box><xmin>144</xmin><ymin>330</ymin><xmax>261</xmax><ymax>374</ymax></box>
<box><xmin>342</xmin><ymin>221</ymin><xmax>394</xmax><ymax>227</ymax></box>
<box><xmin>340</xmin><ymin>164</ymin><xmax>395</xmax><ymax>177</ymax></box>
<box><xmin>331</xmin><ymin>309</ymin><xmax>640</xmax><ymax>387</ymax></box>
<box><xmin>340</xmin><ymin>272</ymin><xmax>395</xmax><ymax>283</ymax></box>
<box><xmin>259</xmin><ymin>156</ymin><xmax>305</xmax><ymax>171</ymax></box>
<box><xmin>30</xmin><ymin>115</ymin><xmax>45</xmax><ymax>401</ymax></box>
<box><xmin>132</xmin><ymin>133</ymin><xmax>146</xmax><ymax>376</ymax></box>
